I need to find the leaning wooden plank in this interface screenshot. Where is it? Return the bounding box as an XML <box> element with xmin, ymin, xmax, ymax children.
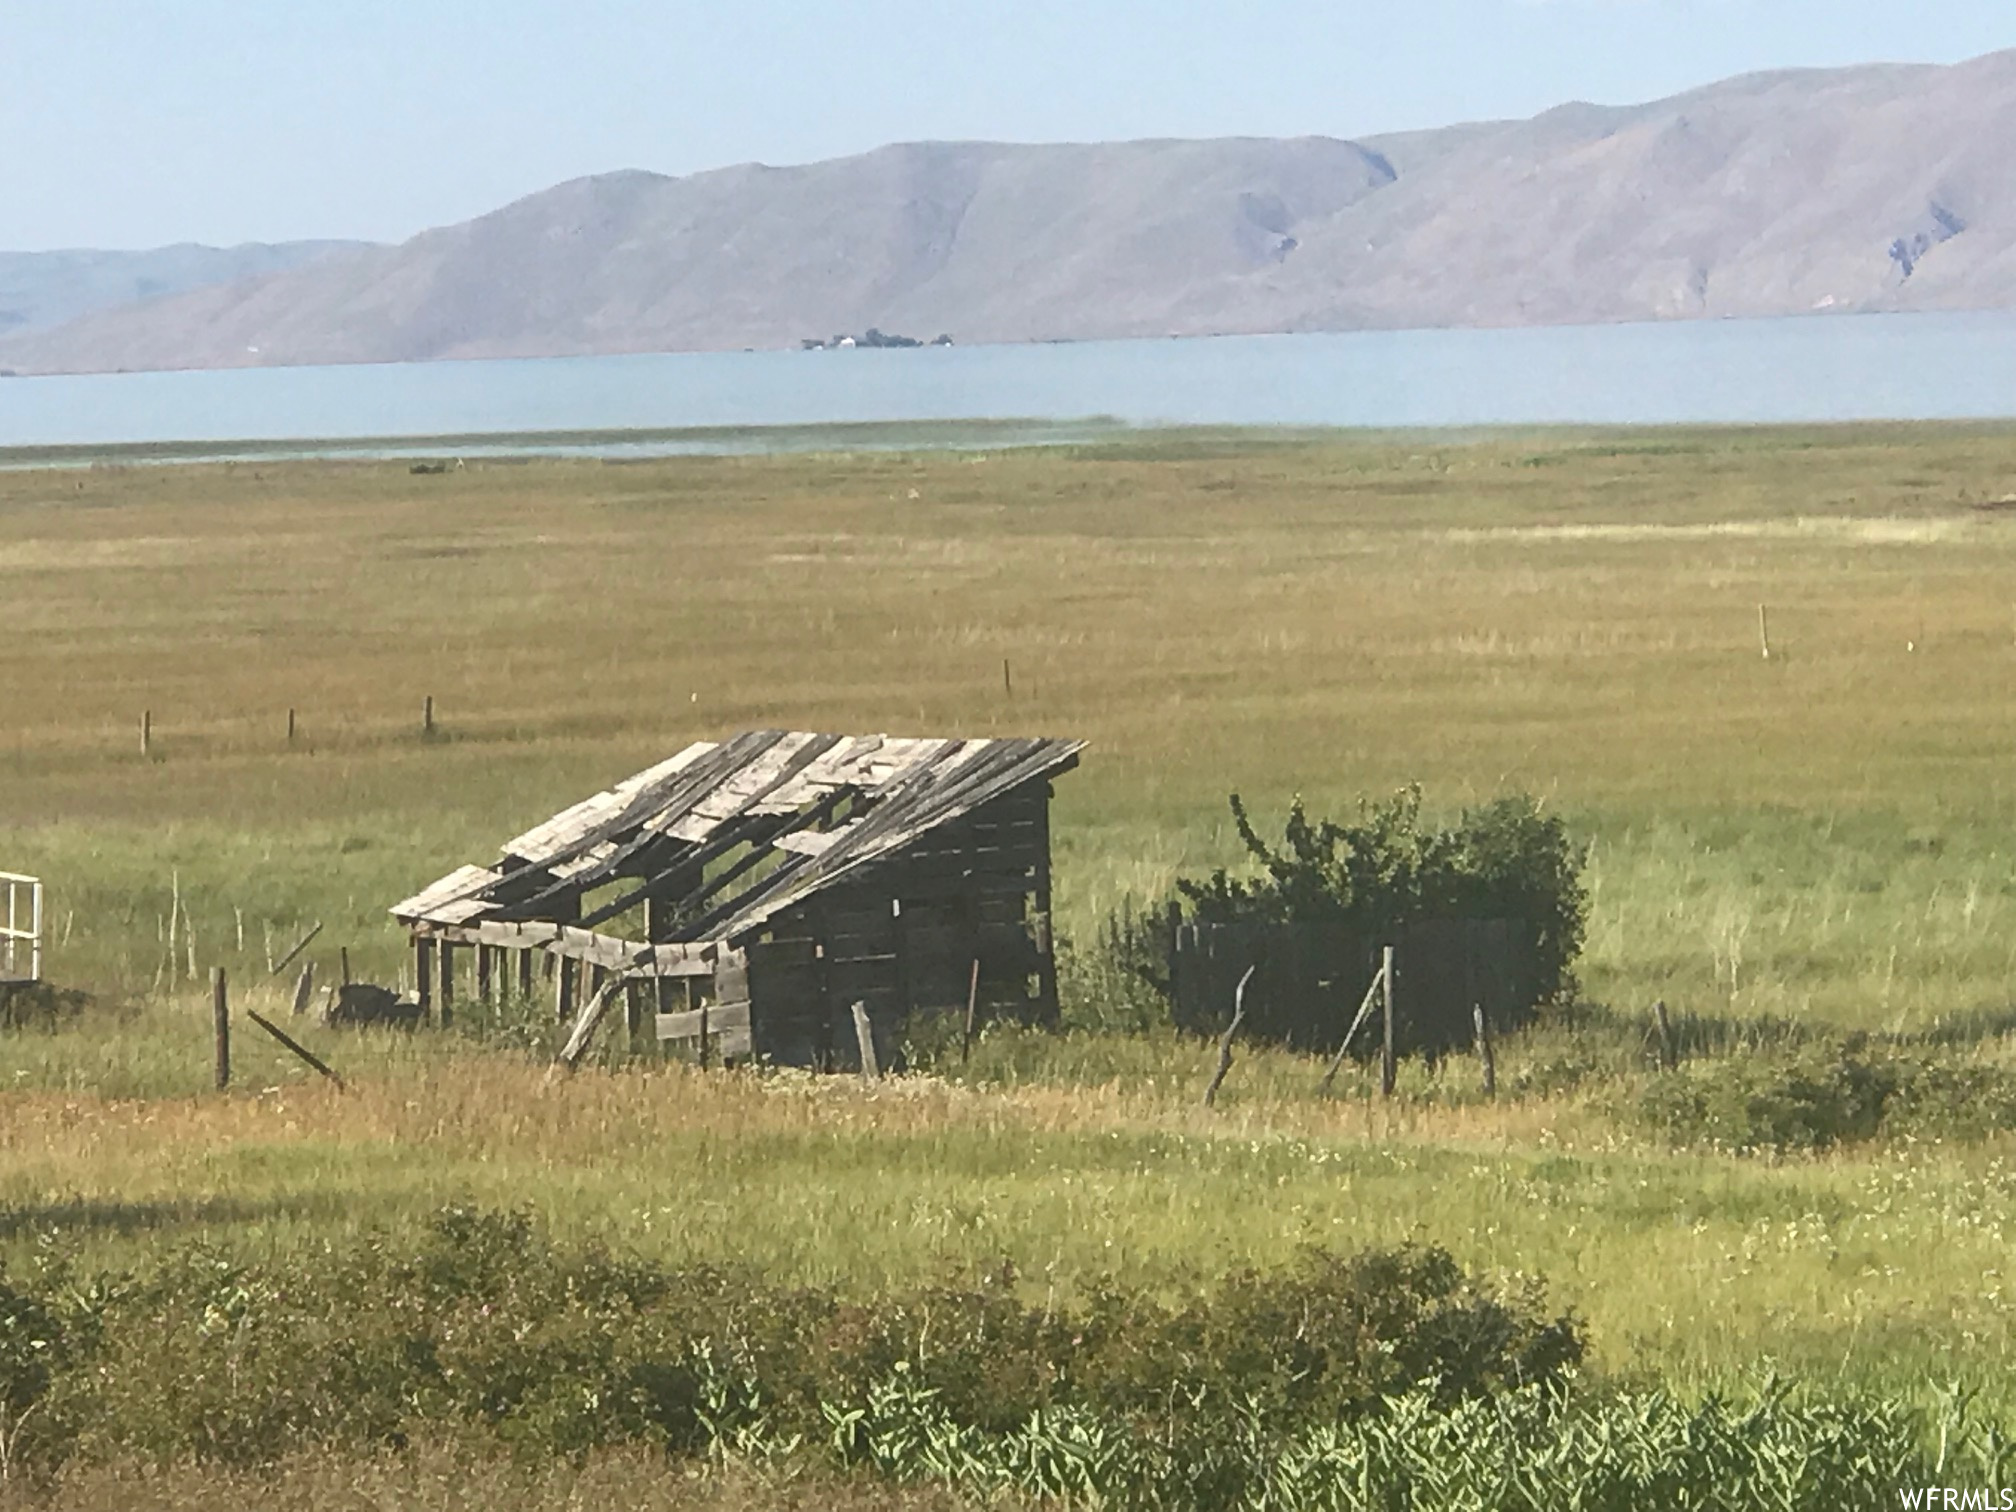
<box><xmin>548</xmin><ymin>978</ymin><xmax>625</xmax><ymax>1079</ymax></box>
<box><xmin>246</xmin><ymin>1009</ymin><xmax>345</xmax><ymax>1090</ymax></box>
<box><xmin>269</xmin><ymin>921</ymin><xmax>323</xmax><ymax>976</ymax></box>
<box><xmin>852</xmin><ymin>1001</ymin><xmax>882</xmax><ymax>1081</ymax></box>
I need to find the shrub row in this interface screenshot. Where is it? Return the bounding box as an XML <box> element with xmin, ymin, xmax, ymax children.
<box><xmin>3</xmin><ymin>1209</ymin><xmax>1997</xmax><ymax>1506</ymax></box>
<box><xmin>1637</xmin><ymin>1038</ymin><xmax>2016</xmax><ymax>1152</ymax></box>
<box><xmin>3</xmin><ymin>1209</ymin><xmax>1576</xmax><ymax>1475</ymax></box>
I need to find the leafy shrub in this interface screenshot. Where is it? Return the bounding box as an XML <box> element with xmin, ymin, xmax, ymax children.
<box><xmin>1639</xmin><ymin>1036</ymin><xmax>2016</xmax><ymax>1153</ymax></box>
<box><xmin>15</xmin><ymin>1209</ymin><xmax>1580</xmax><ymax>1478</ymax></box>
<box><xmin>1882</xmin><ymin>1057</ymin><xmax>2016</xmax><ymax>1143</ymax></box>
<box><xmin>1637</xmin><ymin>1042</ymin><xmax>1897</xmax><ymax>1153</ymax></box>
<box><xmin>7</xmin><ymin>1204</ymin><xmax>1996</xmax><ymax>1506</ymax></box>
<box><xmin>1180</xmin><ymin>787</ymin><xmax>1586</xmax><ymax>1010</ymax></box>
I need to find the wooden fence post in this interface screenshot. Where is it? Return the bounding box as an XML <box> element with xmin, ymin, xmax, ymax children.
<box><xmin>961</xmin><ymin>958</ymin><xmax>981</xmax><ymax>1065</ymax></box>
<box><xmin>851</xmin><ymin>1000</ymin><xmax>879</xmax><ymax>1081</ymax></box>
<box><xmin>1202</xmin><ymin>964</ymin><xmax>1256</xmax><ymax>1108</ymax></box>
<box><xmin>1653</xmin><ymin>999</ymin><xmax>1677</xmax><ymax>1071</ymax></box>
<box><xmin>438</xmin><ymin>942</ymin><xmax>456</xmax><ymax>1029</ymax></box>
<box><xmin>625</xmin><ymin>979</ymin><xmax>646</xmax><ymax>1050</ymax></box>
<box><xmin>423</xmin><ymin>695</ymin><xmax>435</xmax><ymax>737</ymax></box>
<box><xmin>212</xmin><ymin>968</ymin><xmax>230</xmax><ymax>1091</ymax></box>
<box><xmin>1380</xmin><ymin>945</ymin><xmax>1397</xmax><ymax>1099</ymax></box>
<box><xmin>141</xmin><ymin>709</ymin><xmax>152</xmax><ymax>758</ymax></box>
<box><xmin>1473</xmin><ymin>1003</ymin><xmax>1496</xmax><ymax>1097</ymax></box>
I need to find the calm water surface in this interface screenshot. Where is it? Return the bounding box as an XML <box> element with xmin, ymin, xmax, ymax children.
<box><xmin>5</xmin><ymin>312</ymin><xmax>2016</xmax><ymax>454</ymax></box>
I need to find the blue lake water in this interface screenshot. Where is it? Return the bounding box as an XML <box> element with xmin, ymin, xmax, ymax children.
<box><xmin>4</xmin><ymin>311</ymin><xmax>2016</xmax><ymax>454</ymax></box>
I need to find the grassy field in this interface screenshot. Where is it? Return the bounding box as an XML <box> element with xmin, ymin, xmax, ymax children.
<box><xmin>4</xmin><ymin>425</ymin><xmax>2016</xmax><ymax>1494</ymax></box>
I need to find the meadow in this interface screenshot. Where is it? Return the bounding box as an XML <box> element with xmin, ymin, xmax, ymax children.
<box><xmin>4</xmin><ymin>424</ymin><xmax>2016</xmax><ymax>1502</ymax></box>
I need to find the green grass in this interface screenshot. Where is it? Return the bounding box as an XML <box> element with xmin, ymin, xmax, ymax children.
<box><xmin>6</xmin><ymin>424</ymin><xmax>2016</xmax><ymax>1478</ymax></box>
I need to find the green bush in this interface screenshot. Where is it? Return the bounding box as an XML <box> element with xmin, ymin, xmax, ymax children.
<box><xmin>4</xmin><ymin>1205</ymin><xmax>2000</xmax><ymax>1505</ymax></box>
<box><xmin>1181</xmin><ymin>787</ymin><xmax>1585</xmax><ymax>1006</ymax></box>
<box><xmin>14</xmin><ymin>1208</ymin><xmax>1580</xmax><ymax>1477</ymax></box>
<box><xmin>1637</xmin><ymin>1040</ymin><xmax>2016</xmax><ymax>1153</ymax></box>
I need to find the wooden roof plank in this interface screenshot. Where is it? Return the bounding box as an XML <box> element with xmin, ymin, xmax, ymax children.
<box><xmin>392</xmin><ymin>731</ymin><xmax>1082</xmax><ymax>943</ymax></box>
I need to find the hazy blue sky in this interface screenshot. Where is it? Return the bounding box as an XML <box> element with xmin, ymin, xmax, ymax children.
<box><xmin>5</xmin><ymin>1</ymin><xmax>2009</xmax><ymax>250</ymax></box>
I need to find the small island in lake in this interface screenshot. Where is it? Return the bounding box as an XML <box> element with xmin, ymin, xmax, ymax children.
<box><xmin>802</xmin><ymin>329</ymin><xmax>953</xmax><ymax>350</ymax></box>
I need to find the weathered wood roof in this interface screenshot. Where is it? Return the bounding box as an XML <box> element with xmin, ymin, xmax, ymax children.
<box><xmin>391</xmin><ymin>730</ymin><xmax>1082</xmax><ymax>946</ymax></box>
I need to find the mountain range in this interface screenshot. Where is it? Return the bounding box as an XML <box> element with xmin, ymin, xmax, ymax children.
<box><xmin>8</xmin><ymin>49</ymin><xmax>2016</xmax><ymax>375</ymax></box>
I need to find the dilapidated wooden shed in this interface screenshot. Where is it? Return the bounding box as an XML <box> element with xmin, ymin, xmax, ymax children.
<box><xmin>391</xmin><ymin>731</ymin><xmax>1083</xmax><ymax>1070</ymax></box>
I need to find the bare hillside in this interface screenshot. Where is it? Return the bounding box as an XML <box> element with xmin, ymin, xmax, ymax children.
<box><xmin>8</xmin><ymin>50</ymin><xmax>2016</xmax><ymax>373</ymax></box>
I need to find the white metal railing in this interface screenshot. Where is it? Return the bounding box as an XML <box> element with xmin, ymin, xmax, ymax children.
<box><xmin>1</xmin><ymin>873</ymin><xmax>43</xmax><ymax>983</ymax></box>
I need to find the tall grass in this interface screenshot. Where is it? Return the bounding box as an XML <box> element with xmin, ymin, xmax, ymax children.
<box><xmin>6</xmin><ymin>426</ymin><xmax>2016</xmax><ymax>1495</ymax></box>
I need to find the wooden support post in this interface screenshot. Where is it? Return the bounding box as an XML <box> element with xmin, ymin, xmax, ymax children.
<box><xmin>516</xmin><ymin>947</ymin><xmax>534</xmax><ymax>1000</ymax></box>
<box><xmin>961</xmin><ymin>958</ymin><xmax>981</xmax><ymax>1065</ymax></box>
<box><xmin>212</xmin><ymin>967</ymin><xmax>230</xmax><ymax>1091</ymax></box>
<box><xmin>341</xmin><ymin>947</ymin><xmax>352</xmax><ymax>987</ymax></box>
<box><xmin>1202</xmin><ymin>964</ymin><xmax>1256</xmax><ymax>1108</ymax></box>
<box><xmin>476</xmin><ymin>944</ymin><xmax>493</xmax><ymax>1008</ymax></box>
<box><xmin>1318</xmin><ymin>965</ymin><xmax>1388</xmax><ymax>1093</ymax></box>
<box><xmin>697</xmin><ymin>996</ymin><xmax>712</xmax><ymax>1071</ymax></box>
<box><xmin>247</xmin><ymin>1009</ymin><xmax>344</xmax><ymax>1089</ymax></box>
<box><xmin>414</xmin><ymin>938</ymin><xmax>433</xmax><ymax>1016</ymax></box>
<box><xmin>1032</xmin><ymin>797</ymin><xmax>1059</xmax><ymax>1023</ymax></box>
<box><xmin>1653</xmin><ymin>999</ymin><xmax>1677</xmax><ymax>1071</ymax></box>
<box><xmin>646</xmin><ymin>897</ymin><xmax>675</xmax><ymax>1017</ymax></box>
<box><xmin>1474</xmin><ymin>1004</ymin><xmax>1496</xmax><ymax>1098</ymax></box>
<box><xmin>851</xmin><ymin>1000</ymin><xmax>879</xmax><ymax>1081</ymax></box>
<box><xmin>553</xmin><ymin>956</ymin><xmax>576</xmax><ymax>1023</ymax></box>
<box><xmin>438</xmin><ymin>941</ymin><xmax>456</xmax><ymax>1028</ymax></box>
<box><xmin>1380</xmin><ymin>945</ymin><xmax>1397</xmax><ymax>1099</ymax></box>
<box><xmin>625</xmin><ymin>979</ymin><xmax>646</xmax><ymax>1051</ymax></box>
